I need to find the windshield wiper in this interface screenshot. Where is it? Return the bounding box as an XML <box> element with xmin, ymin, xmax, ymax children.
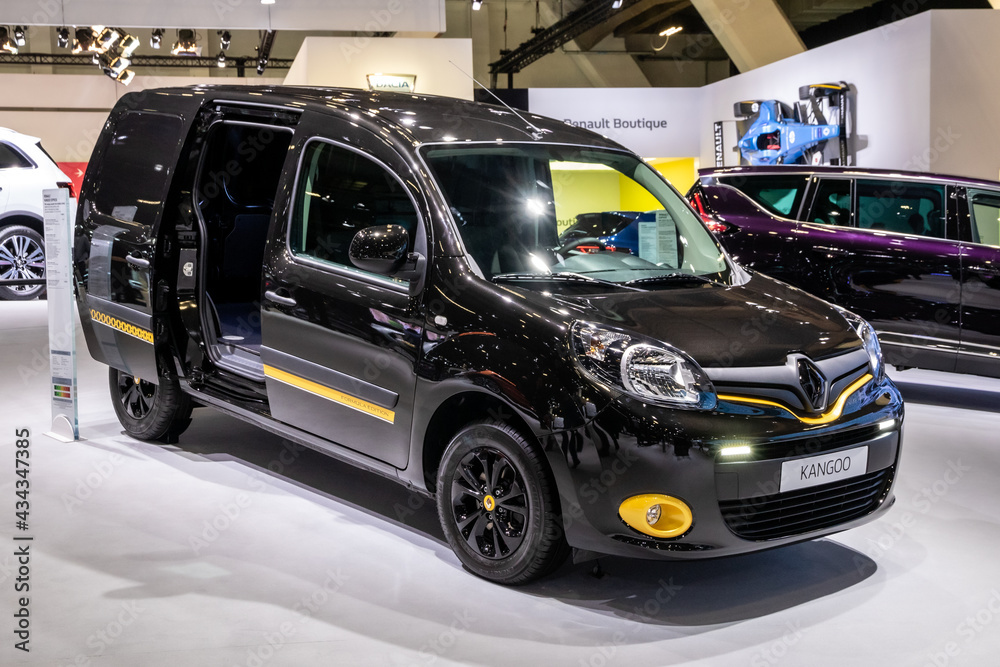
<box><xmin>624</xmin><ymin>273</ymin><xmax>721</xmax><ymax>287</ymax></box>
<box><xmin>492</xmin><ymin>272</ymin><xmax>643</xmax><ymax>291</ymax></box>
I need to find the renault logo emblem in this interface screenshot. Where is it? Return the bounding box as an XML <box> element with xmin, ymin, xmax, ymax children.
<box><xmin>796</xmin><ymin>358</ymin><xmax>828</xmax><ymax>412</ymax></box>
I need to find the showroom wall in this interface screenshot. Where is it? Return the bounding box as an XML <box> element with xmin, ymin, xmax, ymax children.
<box><xmin>698</xmin><ymin>12</ymin><xmax>933</xmax><ymax>173</ymax></box>
<box><xmin>929</xmin><ymin>10</ymin><xmax>1000</xmax><ymax>181</ymax></box>
<box><xmin>0</xmin><ymin>73</ymin><xmax>283</xmax><ymax>164</ymax></box>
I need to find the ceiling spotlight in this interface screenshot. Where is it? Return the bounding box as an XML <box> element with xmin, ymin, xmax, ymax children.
<box><xmin>56</xmin><ymin>27</ymin><xmax>69</xmax><ymax>48</ymax></box>
<box><xmin>217</xmin><ymin>51</ymin><xmax>227</xmax><ymax>68</ymax></box>
<box><xmin>261</xmin><ymin>0</ymin><xmax>276</xmax><ymax>4</ymax></box>
<box><xmin>108</xmin><ymin>56</ymin><xmax>131</xmax><ymax>76</ymax></box>
<box><xmin>611</xmin><ymin>0</ymin><xmax>623</xmax><ymax>8</ymax></box>
<box><xmin>13</xmin><ymin>26</ymin><xmax>26</xmax><ymax>47</ymax></box>
<box><xmin>96</xmin><ymin>27</ymin><xmax>120</xmax><ymax>52</ymax></box>
<box><xmin>119</xmin><ymin>33</ymin><xmax>140</xmax><ymax>57</ymax></box>
<box><xmin>150</xmin><ymin>28</ymin><xmax>163</xmax><ymax>49</ymax></box>
<box><xmin>472</xmin><ymin>0</ymin><xmax>482</xmax><ymax>9</ymax></box>
<box><xmin>256</xmin><ymin>57</ymin><xmax>267</xmax><ymax>75</ymax></box>
<box><xmin>116</xmin><ymin>69</ymin><xmax>135</xmax><ymax>86</ymax></box>
<box><xmin>0</xmin><ymin>28</ymin><xmax>17</xmax><ymax>55</ymax></box>
<box><xmin>72</xmin><ymin>27</ymin><xmax>96</xmax><ymax>54</ymax></box>
<box><xmin>171</xmin><ymin>29</ymin><xmax>199</xmax><ymax>56</ymax></box>
<box><xmin>218</xmin><ymin>30</ymin><xmax>231</xmax><ymax>50</ymax></box>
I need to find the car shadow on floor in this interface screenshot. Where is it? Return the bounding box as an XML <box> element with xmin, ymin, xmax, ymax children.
<box><xmin>163</xmin><ymin>407</ymin><xmax>878</xmax><ymax>627</ymax></box>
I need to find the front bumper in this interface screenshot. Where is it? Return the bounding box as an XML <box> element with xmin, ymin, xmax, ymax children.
<box><xmin>545</xmin><ymin>375</ymin><xmax>903</xmax><ymax>560</ymax></box>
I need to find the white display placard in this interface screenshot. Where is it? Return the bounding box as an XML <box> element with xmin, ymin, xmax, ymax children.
<box><xmin>637</xmin><ymin>211</ymin><xmax>679</xmax><ymax>267</ymax></box>
<box><xmin>43</xmin><ymin>188</ymin><xmax>79</xmax><ymax>442</ymax></box>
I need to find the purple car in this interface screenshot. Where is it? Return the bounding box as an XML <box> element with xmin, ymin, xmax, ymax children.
<box><xmin>688</xmin><ymin>166</ymin><xmax>1000</xmax><ymax>379</ymax></box>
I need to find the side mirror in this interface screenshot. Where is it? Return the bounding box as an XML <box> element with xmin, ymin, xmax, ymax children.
<box><xmin>349</xmin><ymin>224</ymin><xmax>409</xmax><ymax>275</ymax></box>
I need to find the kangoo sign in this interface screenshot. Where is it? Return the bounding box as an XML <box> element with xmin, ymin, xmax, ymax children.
<box><xmin>366</xmin><ymin>73</ymin><xmax>417</xmax><ymax>93</ymax></box>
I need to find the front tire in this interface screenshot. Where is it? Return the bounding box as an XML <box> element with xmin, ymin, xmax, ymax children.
<box><xmin>0</xmin><ymin>225</ymin><xmax>46</xmax><ymax>301</ymax></box>
<box><xmin>436</xmin><ymin>420</ymin><xmax>569</xmax><ymax>584</ymax></box>
<box><xmin>109</xmin><ymin>368</ymin><xmax>192</xmax><ymax>442</ymax></box>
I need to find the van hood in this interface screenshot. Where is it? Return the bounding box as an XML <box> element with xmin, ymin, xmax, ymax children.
<box><xmin>555</xmin><ymin>273</ymin><xmax>861</xmax><ymax>368</ymax></box>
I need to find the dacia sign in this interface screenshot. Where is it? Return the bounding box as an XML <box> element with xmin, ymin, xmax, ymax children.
<box><xmin>366</xmin><ymin>74</ymin><xmax>417</xmax><ymax>94</ymax></box>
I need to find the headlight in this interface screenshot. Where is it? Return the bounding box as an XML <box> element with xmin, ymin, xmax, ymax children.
<box><xmin>836</xmin><ymin>307</ymin><xmax>884</xmax><ymax>382</ymax></box>
<box><xmin>571</xmin><ymin>322</ymin><xmax>716</xmax><ymax>410</ymax></box>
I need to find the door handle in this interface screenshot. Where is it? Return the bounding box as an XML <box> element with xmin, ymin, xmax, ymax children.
<box><xmin>265</xmin><ymin>290</ymin><xmax>297</xmax><ymax>307</ymax></box>
<box><xmin>125</xmin><ymin>254</ymin><xmax>150</xmax><ymax>269</ymax></box>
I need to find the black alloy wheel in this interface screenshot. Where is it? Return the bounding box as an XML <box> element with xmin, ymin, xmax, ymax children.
<box><xmin>108</xmin><ymin>367</ymin><xmax>193</xmax><ymax>442</ymax></box>
<box><xmin>117</xmin><ymin>372</ymin><xmax>157</xmax><ymax>420</ymax></box>
<box><xmin>451</xmin><ymin>447</ymin><xmax>529</xmax><ymax>559</ymax></box>
<box><xmin>436</xmin><ymin>420</ymin><xmax>569</xmax><ymax>584</ymax></box>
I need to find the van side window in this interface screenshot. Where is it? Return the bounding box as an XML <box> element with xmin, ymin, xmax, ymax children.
<box><xmin>94</xmin><ymin>111</ymin><xmax>183</xmax><ymax>226</ymax></box>
<box><xmin>289</xmin><ymin>141</ymin><xmax>418</xmax><ymax>275</ymax></box>
<box><xmin>809</xmin><ymin>179</ymin><xmax>851</xmax><ymax>226</ymax></box>
<box><xmin>857</xmin><ymin>180</ymin><xmax>947</xmax><ymax>238</ymax></box>
<box><xmin>968</xmin><ymin>189</ymin><xmax>1000</xmax><ymax>247</ymax></box>
<box><xmin>0</xmin><ymin>143</ymin><xmax>32</xmax><ymax>170</ymax></box>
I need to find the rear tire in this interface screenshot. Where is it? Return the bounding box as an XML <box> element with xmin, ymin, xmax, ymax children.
<box><xmin>109</xmin><ymin>367</ymin><xmax>193</xmax><ymax>442</ymax></box>
<box><xmin>436</xmin><ymin>420</ymin><xmax>569</xmax><ymax>585</ymax></box>
<box><xmin>0</xmin><ymin>225</ymin><xmax>46</xmax><ymax>301</ymax></box>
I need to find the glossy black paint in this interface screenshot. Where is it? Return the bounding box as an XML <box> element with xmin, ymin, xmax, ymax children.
<box><xmin>693</xmin><ymin>166</ymin><xmax>1000</xmax><ymax>378</ymax></box>
<box><xmin>348</xmin><ymin>225</ymin><xmax>410</xmax><ymax>275</ymax></box>
<box><xmin>76</xmin><ymin>86</ymin><xmax>904</xmax><ymax>564</ymax></box>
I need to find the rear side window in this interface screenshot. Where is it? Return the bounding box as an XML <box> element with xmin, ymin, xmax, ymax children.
<box><xmin>289</xmin><ymin>141</ymin><xmax>418</xmax><ymax>277</ymax></box>
<box><xmin>857</xmin><ymin>180</ymin><xmax>946</xmax><ymax>238</ymax></box>
<box><xmin>718</xmin><ymin>175</ymin><xmax>808</xmax><ymax>217</ymax></box>
<box><xmin>968</xmin><ymin>189</ymin><xmax>1000</xmax><ymax>247</ymax></box>
<box><xmin>0</xmin><ymin>143</ymin><xmax>33</xmax><ymax>170</ymax></box>
<box><xmin>93</xmin><ymin>111</ymin><xmax>183</xmax><ymax>226</ymax></box>
<box><xmin>809</xmin><ymin>179</ymin><xmax>852</xmax><ymax>226</ymax></box>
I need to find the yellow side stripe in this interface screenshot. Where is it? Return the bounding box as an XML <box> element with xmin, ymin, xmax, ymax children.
<box><xmin>263</xmin><ymin>364</ymin><xmax>395</xmax><ymax>424</ymax></box>
<box><xmin>719</xmin><ymin>373</ymin><xmax>872</xmax><ymax>425</ymax></box>
<box><xmin>90</xmin><ymin>309</ymin><xmax>154</xmax><ymax>344</ymax></box>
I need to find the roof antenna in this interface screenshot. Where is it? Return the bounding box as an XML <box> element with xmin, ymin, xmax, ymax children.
<box><xmin>449</xmin><ymin>60</ymin><xmax>551</xmax><ymax>141</ymax></box>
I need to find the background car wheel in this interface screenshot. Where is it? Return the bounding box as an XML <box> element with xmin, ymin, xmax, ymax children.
<box><xmin>108</xmin><ymin>367</ymin><xmax>193</xmax><ymax>442</ymax></box>
<box><xmin>436</xmin><ymin>420</ymin><xmax>569</xmax><ymax>585</ymax></box>
<box><xmin>0</xmin><ymin>225</ymin><xmax>46</xmax><ymax>301</ymax></box>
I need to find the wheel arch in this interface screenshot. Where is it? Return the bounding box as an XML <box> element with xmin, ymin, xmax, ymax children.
<box><xmin>0</xmin><ymin>214</ymin><xmax>45</xmax><ymax>237</ymax></box>
<box><xmin>417</xmin><ymin>388</ymin><xmax>541</xmax><ymax>494</ymax></box>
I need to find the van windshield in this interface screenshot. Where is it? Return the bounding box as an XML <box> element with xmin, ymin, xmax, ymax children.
<box><xmin>422</xmin><ymin>144</ymin><xmax>733</xmax><ymax>288</ymax></box>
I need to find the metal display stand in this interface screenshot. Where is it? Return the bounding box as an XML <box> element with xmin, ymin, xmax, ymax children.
<box><xmin>42</xmin><ymin>187</ymin><xmax>80</xmax><ymax>442</ymax></box>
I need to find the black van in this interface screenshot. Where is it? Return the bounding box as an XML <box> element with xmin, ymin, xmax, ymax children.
<box><xmin>75</xmin><ymin>86</ymin><xmax>903</xmax><ymax>584</ymax></box>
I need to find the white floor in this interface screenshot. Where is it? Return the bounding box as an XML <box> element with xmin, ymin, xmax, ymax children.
<box><xmin>2</xmin><ymin>300</ymin><xmax>1000</xmax><ymax>666</ymax></box>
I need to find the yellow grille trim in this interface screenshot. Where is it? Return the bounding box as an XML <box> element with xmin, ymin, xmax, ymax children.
<box><xmin>718</xmin><ymin>373</ymin><xmax>873</xmax><ymax>425</ymax></box>
<box><xmin>263</xmin><ymin>364</ymin><xmax>395</xmax><ymax>424</ymax></box>
<box><xmin>90</xmin><ymin>309</ymin><xmax>154</xmax><ymax>344</ymax></box>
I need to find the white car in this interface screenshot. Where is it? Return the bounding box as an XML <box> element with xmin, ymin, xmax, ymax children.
<box><xmin>0</xmin><ymin>127</ymin><xmax>73</xmax><ymax>300</ymax></box>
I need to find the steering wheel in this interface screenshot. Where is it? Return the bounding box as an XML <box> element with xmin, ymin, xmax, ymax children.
<box><xmin>557</xmin><ymin>236</ymin><xmax>607</xmax><ymax>256</ymax></box>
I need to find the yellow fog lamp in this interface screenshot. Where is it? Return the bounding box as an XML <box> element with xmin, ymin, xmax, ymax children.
<box><xmin>619</xmin><ymin>494</ymin><xmax>692</xmax><ymax>539</ymax></box>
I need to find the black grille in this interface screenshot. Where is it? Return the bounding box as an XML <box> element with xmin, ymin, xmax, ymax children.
<box><xmin>719</xmin><ymin>467</ymin><xmax>894</xmax><ymax>541</ymax></box>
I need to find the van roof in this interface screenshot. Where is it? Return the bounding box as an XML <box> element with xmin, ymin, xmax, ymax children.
<box><xmin>700</xmin><ymin>165</ymin><xmax>1000</xmax><ymax>188</ymax></box>
<box><xmin>130</xmin><ymin>85</ymin><xmax>624</xmax><ymax>150</ymax></box>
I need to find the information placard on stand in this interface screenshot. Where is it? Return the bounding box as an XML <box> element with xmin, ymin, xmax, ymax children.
<box><xmin>42</xmin><ymin>187</ymin><xmax>79</xmax><ymax>442</ymax></box>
